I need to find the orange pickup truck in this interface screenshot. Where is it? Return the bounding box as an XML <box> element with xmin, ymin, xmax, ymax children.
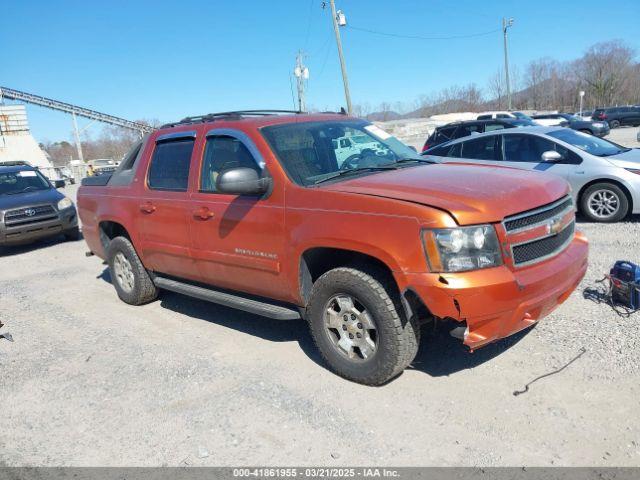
<box><xmin>78</xmin><ymin>111</ymin><xmax>588</xmax><ymax>385</ymax></box>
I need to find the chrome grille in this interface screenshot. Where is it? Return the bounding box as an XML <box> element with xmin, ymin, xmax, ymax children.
<box><xmin>504</xmin><ymin>196</ymin><xmax>573</xmax><ymax>232</ymax></box>
<box><xmin>4</xmin><ymin>205</ymin><xmax>57</xmax><ymax>226</ymax></box>
<box><xmin>512</xmin><ymin>221</ymin><xmax>575</xmax><ymax>266</ymax></box>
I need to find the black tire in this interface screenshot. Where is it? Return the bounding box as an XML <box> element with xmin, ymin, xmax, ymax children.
<box><xmin>580</xmin><ymin>182</ymin><xmax>629</xmax><ymax>223</ymax></box>
<box><xmin>609</xmin><ymin>120</ymin><xmax>620</xmax><ymax>129</ymax></box>
<box><xmin>106</xmin><ymin>236</ymin><xmax>158</xmax><ymax>305</ymax></box>
<box><xmin>63</xmin><ymin>226</ymin><xmax>81</xmax><ymax>241</ymax></box>
<box><xmin>306</xmin><ymin>267</ymin><xmax>420</xmax><ymax>385</ymax></box>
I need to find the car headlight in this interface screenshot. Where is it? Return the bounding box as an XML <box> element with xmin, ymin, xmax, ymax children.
<box><xmin>592</xmin><ymin>122</ymin><xmax>605</xmax><ymax>127</ymax></box>
<box><xmin>57</xmin><ymin>197</ymin><xmax>73</xmax><ymax>210</ymax></box>
<box><xmin>422</xmin><ymin>225</ymin><xmax>503</xmax><ymax>272</ymax></box>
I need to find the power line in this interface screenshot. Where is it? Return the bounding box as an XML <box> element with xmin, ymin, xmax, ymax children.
<box><xmin>303</xmin><ymin>0</ymin><xmax>315</xmax><ymax>49</ymax></box>
<box><xmin>345</xmin><ymin>24</ymin><xmax>501</xmax><ymax>41</ymax></box>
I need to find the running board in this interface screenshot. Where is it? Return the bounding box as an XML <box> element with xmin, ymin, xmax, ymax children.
<box><xmin>153</xmin><ymin>276</ymin><xmax>301</xmax><ymax>320</ymax></box>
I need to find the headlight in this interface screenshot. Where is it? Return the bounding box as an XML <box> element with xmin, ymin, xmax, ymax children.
<box><xmin>422</xmin><ymin>225</ymin><xmax>502</xmax><ymax>272</ymax></box>
<box><xmin>592</xmin><ymin>122</ymin><xmax>605</xmax><ymax>127</ymax></box>
<box><xmin>57</xmin><ymin>197</ymin><xmax>73</xmax><ymax>210</ymax></box>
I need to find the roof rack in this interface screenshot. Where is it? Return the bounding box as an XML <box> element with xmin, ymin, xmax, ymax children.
<box><xmin>160</xmin><ymin>108</ymin><xmax>348</xmax><ymax>129</ymax></box>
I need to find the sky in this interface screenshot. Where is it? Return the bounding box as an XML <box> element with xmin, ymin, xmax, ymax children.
<box><xmin>3</xmin><ymin>0</ymin><xmax>639</xmax><ymax>143</ymax></box>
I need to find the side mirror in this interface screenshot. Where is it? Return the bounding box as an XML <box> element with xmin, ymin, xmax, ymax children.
<box><xmin>541</xmin><ymin>150</ymin><xmax>563</xmax><ymax>163</ymax></box>
<box><xmin>408</xmin><ymin>145</ymin><xmax>418</xmax><ymax>152</ymax></box>
<box><xmin>216</xmin><ymin>167</ymin><xmax>271</xmax><ymax>195</ymax></box>
<box><xmin>54</xmin><ymin>179</ymin><xmax>66</xmax><ymax>189</ymax></box>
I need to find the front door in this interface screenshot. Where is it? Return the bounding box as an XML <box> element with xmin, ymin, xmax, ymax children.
<box><xmin>188</xmin><ymin>130</ymin><xmax>288</xmax><ymax>301</ymax></box>
<box><xmin>137</xmin><ymin>132</ymin><xmax>199</xmax><ymax>280</ymax></box>
<box><xmin>500</xmin><ymin>133</ymin><xmax>572</xmax><ymax>180</ymax></box>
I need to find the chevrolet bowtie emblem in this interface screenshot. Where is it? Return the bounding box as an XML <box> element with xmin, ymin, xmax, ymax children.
<box><xmin>547</xmin><ymin>216</ymin><xmax>563</xmax><ymax>235</ymax></box>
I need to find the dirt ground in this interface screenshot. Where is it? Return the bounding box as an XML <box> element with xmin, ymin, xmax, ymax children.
<box><xmin>1</xmin><ymin>130</ymin><xmax>639</xmax><ymax>467</ymax></box>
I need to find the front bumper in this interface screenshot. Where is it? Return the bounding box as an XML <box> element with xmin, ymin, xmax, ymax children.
<box><xmin>0</xmin><ymin>207</ymin><xmax>78</xmax><ymax>246</ymax></box>
<box><xmin>397</xmin><ymin>232</ymin><xmax>588</xmax><ymax>350</ymax></box>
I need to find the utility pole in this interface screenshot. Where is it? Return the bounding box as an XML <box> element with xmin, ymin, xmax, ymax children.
<box><xmin>329</xmin><ymin>0</ymin><xmax>352</xmax><ymax>115</ymax></box>
<box><xmin>294</xmin><ymin>50</ymin><xmax>309</xmax><ymax>112</ymax></box>
<box><xmin>71</xmin><ymin>112</ymin><xmax>84</xmax><ymax>162</ymax></box>
<box><xmin>502</xmin><ymin>17</ymin><xmax>514</xmax><ymax>110</ymax></box>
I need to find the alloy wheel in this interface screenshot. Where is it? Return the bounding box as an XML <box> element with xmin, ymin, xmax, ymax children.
<box><xmin>324</xmin><ymin>294</ymin><xmax>378</xmax><ymax>361</ymax></box>
<box><xmin>113</xmin><ymin>252</ymin><xmax>135</xmax><ymax>293</ymax></box>
<box><xmin>587</xmin><ymin>189</ymin><xmax>620</xmax><ymax>220</ymax></box>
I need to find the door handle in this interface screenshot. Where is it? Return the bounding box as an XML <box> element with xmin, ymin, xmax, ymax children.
<box><xmin>139</xmin><ymin>202</ymin><xmax>156</xmax><ymax>214</ymax></box>
<box><xmin>193</xmin><ymin>207</ymin><xmax>215</xmax><ymax>220</ymax></box>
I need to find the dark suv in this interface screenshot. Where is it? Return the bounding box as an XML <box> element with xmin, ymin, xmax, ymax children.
<box><xmin>422</xmin><ymin>118</ymin><xmax>536</xmax><ymax>152</ymax></box>
<box><xmin>0</xmin><ymin>165</ymin><xmax>80</xmax><ymax>246</ymax></box>
<box><xmin>592</xmin><ymin>106</ymin><xmax>640</xmax><ymax>128</ymax></box>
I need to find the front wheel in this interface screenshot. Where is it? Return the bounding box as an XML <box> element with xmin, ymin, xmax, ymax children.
<box><xmin>306</xmin><ymin>267</ymin><xmax>420</xmax><ymax>385</ymax></box>
<box><xmin>107</xmin><ymin>236</ymin><xmax>158</xmax><ymax>305</ymax></box>
<box><xmin>609</xmin><ymin>120</ymin><xmax>620</xmax><ymax>129</ymax></box>
<box><xmin>580</xmin><ymin>183</ymin><xmax>629</xmax><ymax>222</ymax></box>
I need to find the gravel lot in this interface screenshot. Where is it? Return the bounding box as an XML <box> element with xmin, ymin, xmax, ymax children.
<box><xmin>1</xmin><ymin>130</ymin><xmax>640</xmax><ymax>467</ymax></box>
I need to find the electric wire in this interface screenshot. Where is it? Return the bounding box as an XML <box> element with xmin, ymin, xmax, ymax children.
<box><xmin>345</xmin><ymin>24</ymin><xmax>501</xmax><ymax>41</ymax></box>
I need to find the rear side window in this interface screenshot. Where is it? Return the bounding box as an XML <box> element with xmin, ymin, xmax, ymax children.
<box><xmin>460</xmin><ymin>136</ymin><xmax>500</xmax><ymax>160</ymax></box>
<box><xmin>148</xmin><ymin>138</ymin><xmax>195</xmax><ymax>191</ymax></box>
<box><xmin>477</xmin><ymin>114</ymin><xmax>492</xmax><ymax>120</ymax></box>
<box><xmin>455</xmin><ymin>124</ymin><xmax>481</xmax><ymax>138</ymax></box>
<box><xmin>434</xmin><ymin>126</ymin><xmax>456</xmax><ymax>143</ymax></box>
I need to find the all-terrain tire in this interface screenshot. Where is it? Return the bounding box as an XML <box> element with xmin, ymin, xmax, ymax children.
<box><xmin>306</xmin><ymin>267</ymin><xmax>420</xmax><ymax>385</ymax></box>
<box><xmin>580</xmin><ymin>182</ymin><xmax>629</xmax><ymax>223</ymax></box>
<box><xmin>106</xmin><ymin>236</ymin><xmax>158</xmax><ymax>305</ymax></box>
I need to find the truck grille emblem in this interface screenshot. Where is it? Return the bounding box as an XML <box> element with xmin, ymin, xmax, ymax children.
<box><xmin>24</xmin><ymin>208</ymin><xmax>36</xmax><ymax>217</ymax></box>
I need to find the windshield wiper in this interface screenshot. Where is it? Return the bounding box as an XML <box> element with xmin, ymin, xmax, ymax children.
<box><xmin>597</xmin><ymin>148</ymin><xmax>632</xmax><ymax>157</ymax></box>
<box><xmin>5</xmin><ymin>186</ymin><xmax>42</xmax><ymax>195</ymax></box>
<box><xmin>314</xmin><ymin>166</ymin><xmax>398</xmax><ymax>185</ymax></box>
<box><xmin>394</xmin><ymin>157</ymin><xmax>436</xmax><ymax>165</ymax></box>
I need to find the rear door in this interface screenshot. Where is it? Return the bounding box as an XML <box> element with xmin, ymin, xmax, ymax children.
<box><xmin>500</xmin><ymin>133</ymin><xmax>572</xmax><ymax>180</ymax></box>
<box><xmin>188</xmin><ymin>128</ymin><xmax>288</xmax><ymax>300</ymax></box>
<box><xmin>455</xmin><ymin>134</ymin><xmax>503</xmax><ymax>167</ymax></box>
<box><xmin>136</xmin><ymin>131</ymin><xmax>199</xmax><ymax>280</ymax></box>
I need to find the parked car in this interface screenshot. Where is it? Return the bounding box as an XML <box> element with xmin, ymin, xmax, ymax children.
<box><xmin>423</xmin><ymin>126</ymin><xmax>640</xmax><ymax>222</ymax></box>
<box><xmin>332</xmin><ymin>134</ymin><xmax>390</xmax><ymax>167</ymax></box>
<box><xmin>87</xmin><ymin>159</ymin><xmax>119</xmax><ymax>176</ymax></box>
<box><xmin>592</xmin><ymin>106</ymin><xmax>640</xmax><ymax>128</ymax></box>
<box><xmin>575</xmin><ymin>110</ymin><xmax>593</xmax><ymax>121</ymax></box>
<box><xmin>533</xmin><ymin>113</ymin><xmax>609</xmax><ymax>137</ymax></box>
<box><xmin>0</xmin><ymin>165</ymin><xmax>80</xmax><ymax>246</ymax></box>
<box><xmin>78</xmin><ymin>111</ymin><xmax>587</xmax><ymax>385</ymax></box>
<box><xmin>531</xmin><ymin>114</ymin><xmax>570</xmax><ymax>127</ymax></box>
<box><xmin>422</xmin><ymin>118</ymin><xmax>536</xmax><ymax>151</ymax></box>
<box><xmin>477</xmin><ymin>111</ymin><xmax>533</xmax><ymax>121</ymax></box>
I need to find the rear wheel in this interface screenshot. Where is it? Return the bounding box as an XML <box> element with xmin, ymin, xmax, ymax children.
<box><xmin>609</xmin><ymin>120</ymin><xmax>620</xmax><ymax>129</ymax></box>
<box><xmin>107</xmin><ymin>236</ymin><xmax>158</xmax><ymax>305</ymax></box>
<box><xmin>306</xmin><ymin>267</ymin><xmax>420</xmax><ymax>385</ymax></box>
<box><xmin>580</xmin><ymin>182</ymin><xmax>629</xmax><ymax>223</ymax></box>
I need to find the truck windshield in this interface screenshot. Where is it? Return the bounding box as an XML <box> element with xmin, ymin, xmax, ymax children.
<box><xmin>0</xmin><ymin>170</ymin><xmax>51</xmax><ymax>195</ymax></box>
<box><xmin>547</xmin><ymin>129</ymin><xmax>631</xmax><ymax>157</ymax></box>
<box><xmin>261</xmin><ymin>120</ymin><xmax>423</xmax><ymax>186</ymax></box>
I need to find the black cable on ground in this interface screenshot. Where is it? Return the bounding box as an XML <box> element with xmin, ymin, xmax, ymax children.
<box><xmin>513</xmin><ymin>347</ymin><xmax>587</xmax><ymax>396</ymax></box>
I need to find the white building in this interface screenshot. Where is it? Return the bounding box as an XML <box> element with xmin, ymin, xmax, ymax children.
<box><xmin>0</xmin><ymin>104</ymin><xmax>52</xmax><ymax>168</ymax></box>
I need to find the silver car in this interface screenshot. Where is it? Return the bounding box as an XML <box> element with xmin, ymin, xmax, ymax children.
<box><xmin>423</xmin><ymin>126</ymin><xmax>640</xmax><ymax>222</ymax></box>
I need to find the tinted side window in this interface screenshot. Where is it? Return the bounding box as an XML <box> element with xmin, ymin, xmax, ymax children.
<box><xmin>503</xmin><ymin>134</ymin><xmax>555</xmax><ymax>162</ymax></box>
<box><xmin>460</xmin><ymin>136</ymin><xmax>500</xmax><ymax>160</ymax></box>
<box><xmin>148</xmin><ymin>138</ymin><xmax>194</xmax><ymax>191</ymax></box>
<box><xmin>496</xmin><ymin>114</ymin><xmax>511</xmax><ymax>118</ymax></box>
<box><xmin>485</xmin><ymin>123</ymin><xmax>506</xmax><ymax>132</ymax></box>
<box><xmin>435</xmin><ymin>127</ymin><xmax>456</xmax><ymax>143</ymax></box>
<box><xmin>477</xmin><ymin>114</ymin><xmax>491</xmax><ymax>120</ymax></box>
<box><xmin>455</xmin><ymin>124</ymin><xmax>481</xmax><ymax>138</ymax></box>
<box><xmin>200</xmin><ymin>135</ymin><xmax>262</xmax><ymax>192</ymax></box>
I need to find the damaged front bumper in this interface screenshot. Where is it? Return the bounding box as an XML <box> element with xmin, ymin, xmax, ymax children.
<box><xmin>397</xmin><ymin>232</ymin><xmax>588</xmax><ymax>350</ymax></box>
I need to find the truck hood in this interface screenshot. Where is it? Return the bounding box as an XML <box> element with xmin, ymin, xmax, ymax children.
<box><xmin>322</xmin><ymin>163</ymin><xmax>569</xmax><ymax>225</ymax></box>
<box><xmin>0</xmin><ymin>188</ymin><xmax>64</xmax><ymax>211</ymax></box>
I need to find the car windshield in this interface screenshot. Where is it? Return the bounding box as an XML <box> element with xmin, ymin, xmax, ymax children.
<box><xmin>261</xmin><ymin>120</ymin><xmax>425</xmax><ymax>186</ymax></box>
<box><xmin>0</xmin><ymin>170</ymin><xmax>51</xmax><ymax>195</ymax></box>
<box><xmin>512</xmin><ymin>112</ymin><xmax>533</xmax><ymax>120</ymax></box>
<box><xmin>547</xmin><ymin>129</ymin><xmax>631</xmax><ymax>156</ymax></box>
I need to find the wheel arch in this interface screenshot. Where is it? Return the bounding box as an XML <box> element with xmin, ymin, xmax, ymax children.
<box><xmin>298</xmin><ymin>246</ymin><xmax>431</xmax><ymax>322</ymax></box>
<box><xmin>577</xmin><ymin>178</ymin><xmax>633</xmax><ymax>216</ymax></box>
